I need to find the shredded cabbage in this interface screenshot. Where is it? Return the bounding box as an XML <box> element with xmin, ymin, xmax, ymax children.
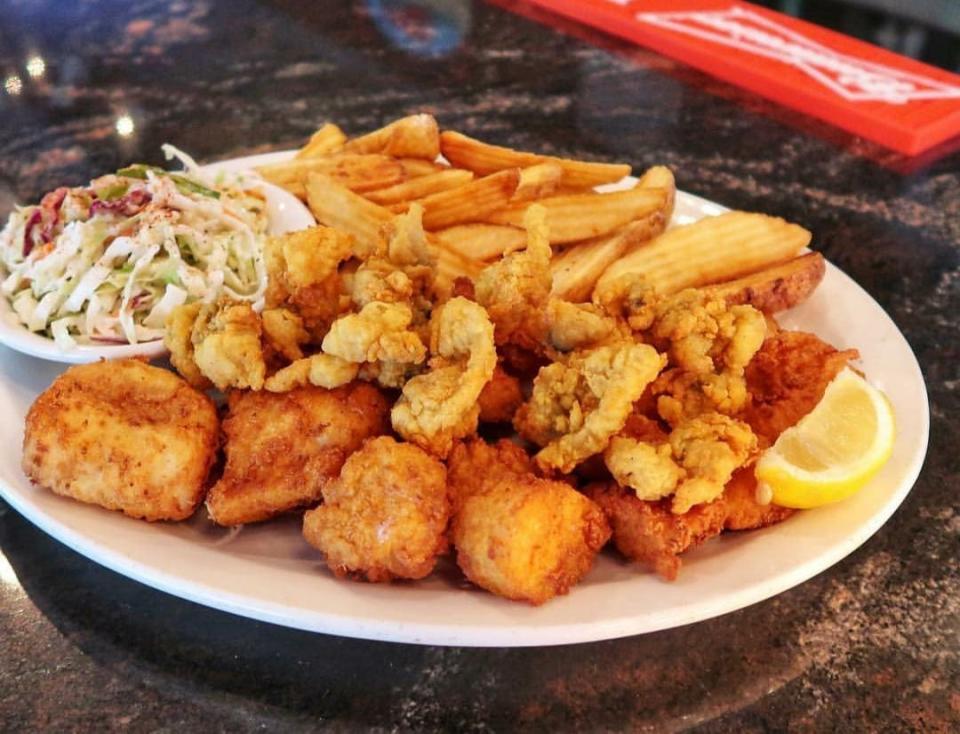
<box><xmin>0</xmin><ymin>145</ymin><xmax>268</xmax><ymax>347</ymax></box>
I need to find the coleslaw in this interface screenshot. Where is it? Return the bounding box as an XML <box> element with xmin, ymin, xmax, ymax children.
<box><xmin>0</xmin><ymin>145</ymin><xmax>269</xmax><ymax>349</ymax></box>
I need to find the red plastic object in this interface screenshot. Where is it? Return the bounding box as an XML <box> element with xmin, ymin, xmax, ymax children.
<box><xmin>510</xmin><ymin>0</ymin><xmax>960</xmax><ymax>156</ymax></box>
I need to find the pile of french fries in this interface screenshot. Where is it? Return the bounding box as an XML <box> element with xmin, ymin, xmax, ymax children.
<box><xmin>256</xmin><ymin>114</ymin><xmax>824</xmax><ymax>309</ymax></box>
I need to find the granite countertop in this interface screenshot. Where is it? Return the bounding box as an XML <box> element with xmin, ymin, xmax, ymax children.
<box><xmin>1</xmin><ymin>1</ymin><xmax>957</xmax><ymax>731</ymax></box>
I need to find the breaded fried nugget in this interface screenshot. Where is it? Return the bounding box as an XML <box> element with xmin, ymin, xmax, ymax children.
<box><xmin>452</xmin><ymin>477</ymin><xmax>610</xmax><ymax>605</ymax></box>
<box><xmin>206</xmin><ymin>382</ymin><xmax>389</xmax><ymax>525</ymax></box>
<box><xmin>302</xmin><ymin>436</ymin><xmax>449</xmax><ymax>582</ymax></box>
<box><xmin>477</xmin><ymin>366</ymin><xmax>524</xmax><ymax>423</ymax></box>
<box><xmin>22</xmin><ymin>360</ymin><xmax>218</xmax><ymax>521</ymax></box>
<box><xmin>446</xmin><ymin>438</ymin><xmax>533</xmax><ymax>514</ymax></box>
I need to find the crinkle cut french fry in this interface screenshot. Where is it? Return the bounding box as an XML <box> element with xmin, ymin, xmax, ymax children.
<box><xmin>365</xmin><ymin>169</ymin><xmax>474</xmax><ymax>205</ymax></box>
<box><xmin>420</xmin><ymin>168</ymin><xmax>520</xmax><ymax>231</ymax></box>
<box><xmin>440</xmin><ymin>130</ymin><xmax>630</xmax><ymax>188</ymax></box>
<box><xmin>343</xmin><ymin>114</ymin><xmax>440</xmax><ymax>159</ymax></box>
<box><xmin>295</xmin><ymin>123</ymin><xmax>348</xmax><ymax>159</ymax></box>
<box><xmin>433</xmin><ymin>224</ymin><xmax>527</xmax><ymax>261</ymax></box>
<box><xmin>702</xmin><ymin>252</ymin><xmax>826</xmax><ymax>313</ymax></box>
<box><xmin>550</xmin><ymin>214</ymin><xmax>668</xmax><ymax>302</ymax></box>
<box><xmin>486</xmin><ymin>187</ymin><xmax>666</xmax><ymax>244</ymax></box>
<box><xmin>397</xmin><ymin>158</ymin><xmax>447</xmax><ymax>177</ymax></box>
<box><xmin>428</xmin><ymin>238</ymin><xmax>484</xmax><ymax>296</ymax></box>
<box><xmin>306</xmin><ymin>172</ymin><xmax>392</xmax><ymax>253</ymax></box>
<box><xmin>257</xmin><ymin>154</ymin><xmax>405</xmax><ymax>194</ymax></box>
<box><xmin>594</xmin><ymin>212</ymin><xmax>812</xmax><ymax>303</ymax></box>
<box><xmin>635</xmin><ymin>165</ymin><xmax>676</xmax><ymax>223</ymax></box>
<box><xmin>512</xmin><ymin>162</ymin><xmax>564</xmax><ymax>202</ymax></box>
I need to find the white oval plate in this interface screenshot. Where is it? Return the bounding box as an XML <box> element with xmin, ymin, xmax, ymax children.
<box><xmin>0</xmin><ymin>163</ymin><xmax>928</xmax><ymax>646</ymax></box>
<box><xmin>0</xmin><ymin>157</ymin><xmax>314</xmax><ymax>364</ymax></box>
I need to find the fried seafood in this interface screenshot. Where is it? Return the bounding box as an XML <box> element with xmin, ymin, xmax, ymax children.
<box><xmin>22</xmin><ymin>360</ymin><xmax>218</xmax><ymax>521</ymax></box>
<box><xmin>391</xmin><ymin>296</ymin><xmax>496</xmax><ymax>457</ymax></box>
<box><xmin>477</xmin><ymin>365</ymin><xmax>524</xmax><ymax>423</ymax></box>
<box><xmin>474</xmin><ymin>205</ymin><xmax>552</xmax><ymax>352</ymax></box>
<box><xmin>166</xmin><ymin>299</ymin><xmax>266</xmax><ymax>391</ymax></box>
<box><xmin>604</xmin><ymin>413</ymin><xmax>757</xmax><ymax>513</ymax></box>
<box><xmin>446</xmin><ymin>437</ymin><xmax>534</xmax><ymax>514</ymax></box>
<box><xmin>205</xmin><ymin>382</ymin><xmax>389</xmax><ymax>526</ymax></box>
<box><xmin>302</xmin><ymin>436</ymin><xmax>449</xmax><ymax>582</ymax></box>
<box><xmin>264</xmin><ymin>353</ymin><xmax>360</xmax><ymax>392</ymax></box>
<box><xmin>452</xmin><ymin>476</ymin><xmax>610</xmax><ymax>604</ymax></box>
<box><xmin>322</xmin><ymin>301</ymin><xmax>427</xmax><ymax>368</ymax></box>
<box><xmin>587</xmin><ymin>466</ymin><xmax>793</xmax><ymax>580</ymax></box>
<box><xmin>514</xmin><ymin>342</ymin><xmax>666</xmax><ymax>473</ymax></box>
<box><xmin>741</xmin><ymin>329</ymin><xmax>859</xmax><ymax>446</ymax></box>
<box><xmin>261</xmin><ymin>307</ymin><xmax>309</xmax><ymax>362</ymax></box>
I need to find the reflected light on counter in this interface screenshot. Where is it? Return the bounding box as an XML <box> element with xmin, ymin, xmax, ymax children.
<box><xmin>115</xmin><ymin>114</ymin><xmax>135</xmax><ymax>137</ymax></box>
<box><xmin>25</xmin><ymin>55</ymin><xmax>46</xmax><ymax>79</ymax></box>
<box><xmin>4</xmin><ymin>75</ymin><xmax>22</xmax><ymax>96</ymax></box>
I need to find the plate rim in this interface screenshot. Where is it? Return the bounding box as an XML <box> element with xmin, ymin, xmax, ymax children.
<box><xmin>0</xmin><ymin>151</ymin><xmax>931</xmax><ymax>646</ymax></box>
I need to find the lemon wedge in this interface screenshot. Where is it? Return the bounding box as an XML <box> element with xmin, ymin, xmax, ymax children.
<box><xmin>755</xmin><ymin>367</ymin><xmax>895</xmax><ymax>509</ymax></box>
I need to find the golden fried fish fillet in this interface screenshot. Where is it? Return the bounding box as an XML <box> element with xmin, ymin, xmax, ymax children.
<box><xmin>22</xmin><ymin>359</ymin><xmax>218</xmax><ymax>522</ymax></box>
<box><xmin>206</xmin><ymin>382</ymin><xmax>389</xmax><ymax>526</ymax></box>
<box><xmin>742</xmin><ymin>329</ymin><xmax>858</xmax><ymax>446</ymax></box>
<box><xmin>452</xmin><ymin>477</ymin><xmax>611</xmax><ymax>605</ymax></box>
<box><xmin>587</xmin><ymin>467</ymin><xmax>794</xmax><ymax>581</ymax></box>
<box><xmin>302</xmin><ymin>436</ymin><xmax>449</xmax><ymax>582</ymax></box>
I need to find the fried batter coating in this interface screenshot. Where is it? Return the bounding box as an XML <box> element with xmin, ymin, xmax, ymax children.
<box><xmin>322</xmin><ymin>301</ymin><xmax>427</xmax><ymax>368</ymax></box>
<box><xmin>22</xmin><ymin>360</ymin><xmax>218</xmax><ymax>521</ymax></box>
<box><xmin>265</xmin><ymin>225</ymin><xmax>353</xmax><ymax>339</ymax></box>
<box><xmin>587</xmin><ymin>481</ymin><xmax>727</xmax><ymax>581</ymax></box>
<box><xmin>514</xmin><ymin>342</ymin><xmax>666</xmax><ymax>473</ymax></box>
<box><xmin>264</xmin><ymin>353</ymin><xmax>360</xmax><ymax>392</ymax></box>
<box><xmin>172</xmin><ymin>299</ymin><xmax>266</xmax><ymax>391</ymax></box>
<box><xmin>446</xmin><ymin>438</ymin><xmax>534</xmax><ymax>514</ymax></box>
<box><xmin>261</xmin><ymin>307</ymin><xmax>309</xmax><ymax>362</ymax></box>
<box><xmin>452</xmin><ymin>477</ymin><xmax>611</xmax><ymax>605</ymax></box>
<box><xmin>647</xmin><ymin>289</ymin><xmax>766</xmax><ymax>376</ymax></box>
<box><xmin>668</xmin><ymin>413</ymin><xmax>757</xmax><ymax>513</ymax></box>
<box><xmin>652</xmin><ymin>369</ymin><xmax>750</xmax><ymax>427</ymax></box>
<box><xmin>475</xmin><ymin>205</ymin><xmax>552</xmax><ymax>351</ymax></box>
<box><xmin>546</xmin><ymin>300</ymin><xmax>622</xmax><ymax>353</ymax></box>
<box><xmin>206</xmin><ymin>382</ymin><xmax>389</xmax><ymax>525</ymax></box>
<box><xmin>392</xmin><ymin>297</ymin><xmax>496</xmax><ymax>457</ymax></box>
<box><xmin>604</xmin><ymin>413</ymin><xmax>757</xmax><ymax>513</ymax></box>
<box><xmin>302</xmin><ymin>436</ymin><xmax>449</xmax><ymax>582</ymax></box>
<box><xmin>478</xmin><ymin>366</ymin><xmax>524</xmax><ymax>423</ymax></box>
<box><xmin>587</xmin><ymin>466</ymin><xmax>794</xmax><ymax>580</ymax></box>
<box><xmin>164</xmin><ymin>301</ymin><xmax>210</xmax><ymax>389</ymax></box>
<box><xmin>742</xmin><ymin>330</ymin><xmax>858</xmax><ymax>446</ymax></box>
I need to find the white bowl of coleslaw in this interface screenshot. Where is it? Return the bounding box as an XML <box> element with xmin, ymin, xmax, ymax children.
<box><xmin>0</xmin><ymin>148</ymin><xmax>314</xmax><ymax>364</ymax></box>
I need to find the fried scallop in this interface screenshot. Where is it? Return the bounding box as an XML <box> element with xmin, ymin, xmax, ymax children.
<box><xmin>446</xmin><ymin>437</ymin><xmax>533</xmax><ymax>515</ymax></box>
<box><xmin>302</xmin><ymin>436</ymin><xmax>449</xmax><ymax>582</ymax></box>
<box><xmin>452</xmin><ymin>477</ymin><xmax>611</xmax><ymax>605</ymax></box>
<box><xmin>206</xmin><ymin>382</ymin><xmax>389</xmax><ymax>526</ymax></box>
<box><xmin>22</xmin><ymin>359</ymin><xmax>218</xmax><ymax>521</ymax></box>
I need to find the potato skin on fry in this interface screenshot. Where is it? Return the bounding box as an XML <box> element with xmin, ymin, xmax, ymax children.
<box><xmin>452</xmin><ymin>477</ymin><xmax>611</xmax><ymax>605</ymax></box>
<box><xmin>206</xmin><ymin>382</ymin><xmax>389</xmax><ymax>526</ymax></box>
<box><xmin>22</xmin><ymin>360</ymin><xmax>218</xmax><ymax>522</ymax></box>
<box><xmin>303</xmin><ymin>436</ymin><xmax>449</xmax><ymax>582</ymax></box>
<box><xmin>703</xmin><ymin>252</ymin><xmax>825</xmax><ymax>313</ymax></box>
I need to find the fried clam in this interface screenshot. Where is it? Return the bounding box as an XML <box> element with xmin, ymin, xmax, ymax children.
<box><xmin>303</xmin><ymin>436</ymin><xmax>449</xmax><ymax>582</ymax></box>
<box><xmin>206</xmin><ymin>381</ymin><xmax>389</xmax><ymax>526</ymax></box>
<box><xmin>22</xmin><ymin>359</ymin><xmax>218</xmax><ymax>522</ymax></box>
<box><xmin>391</xmin><ymin>296</ymin><xmax>496</xmax><ymax>457</ymax></box>
<box><xmin>514</xmin><ymin>341</ymin><xmax>666</xmax><ymax>473</ymax></box>
<box><xmin>452</xmin><ymin>475</ymin><xmax>611</xmax><ymax>605</ymax></box>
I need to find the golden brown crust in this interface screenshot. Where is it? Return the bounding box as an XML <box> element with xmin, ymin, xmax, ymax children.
<box><xmin>446</xmin><ymin>437</ymin><xmax>533</xmax><ymax>515</ymax></box>
<box><xmin>703</xmin><ymin>252</ymin><xmax>826</xmax><ymax>314</ymax></box>
<box><xmin>452</xmin><ymin>477</ymin><xmax>610</xmax><ymax>604</ymax></box>
<box><xmin>302</xmin><ymin>436</ymin><xmax>449</xmax><ymax>582</ymax></box>
<box><xmin>206</xmin><ymin>381</ymin><xmax>389</xmax><ymax>525</ymax></box>
<box><xmin>22</xmin><ymin>359</ymin><xmax>218</xmax><ymax>522</ymax></box>
<box><xmin>477</xmin><ymin>366</ymin><xmax>524</xmax><ymax>424</ymax></box>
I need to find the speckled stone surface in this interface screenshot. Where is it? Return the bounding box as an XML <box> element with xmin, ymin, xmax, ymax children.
<box><xmin>0</xmin><ymin>1</ymin><xmax>958</xmax><ymax>731</ymax></box>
